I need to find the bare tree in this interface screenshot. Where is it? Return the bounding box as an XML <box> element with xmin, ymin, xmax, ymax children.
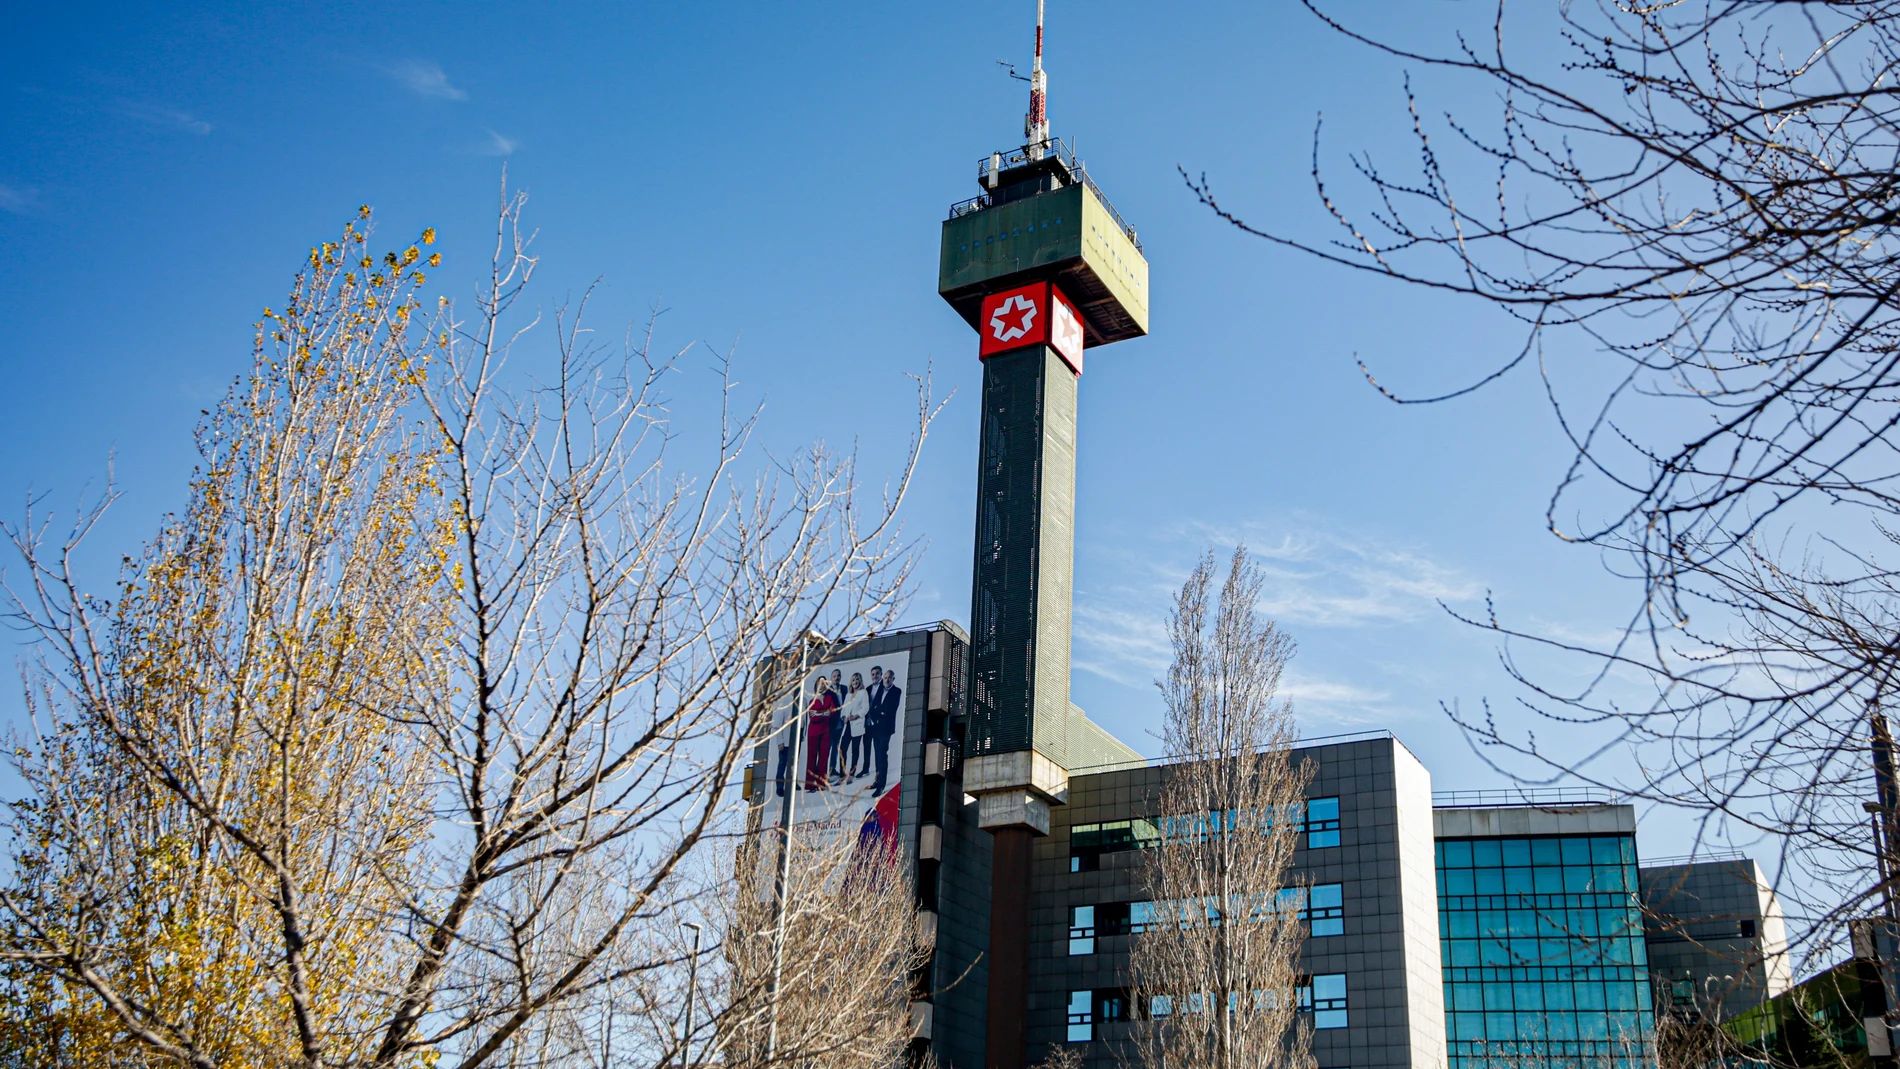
<box><xmin>707</xmin><ymin>814</ymin><xmax>930</xmax><ymax>1069</ymax></box>
<box><xmin>0</xmin><ymin>186</ymin><xmax>941</xmax><ymax>1068</ymax></box>
<box><xmin>1127</xmin><ymin>547</ymin><xmax>1315</xmax><ymax>1069</ymax></box>
<box><xmin>1189</xmin><ymin>0</ymin><xmax>1900</xmax><ymax>965</ymax></box>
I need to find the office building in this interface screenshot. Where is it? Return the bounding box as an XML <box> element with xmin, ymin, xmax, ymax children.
<box><xmin>1641</xmin><ymin>856</ymin><xmax>1791</xmax><ymax>1022</ymax></box>
<box><xmin>1434</xmin><ymin>798</ymin><xmax>1655</xmax><ymax>1069</ymax></box>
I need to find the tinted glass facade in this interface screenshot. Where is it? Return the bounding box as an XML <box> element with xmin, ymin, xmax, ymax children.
<box><xmin>1437</xmin><ymin>835</ymin><xmax>1654</xmax><ymax>1069</ymax></box>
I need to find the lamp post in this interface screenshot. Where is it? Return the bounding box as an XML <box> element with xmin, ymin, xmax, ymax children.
<box><xmin>766</xmin><ymin>638</ymin><xmax>818</xmax><ymax>1059</ymax></box>
<box><xmin>681</xmin><ymin>920</ymin><xmax>703</xmax><ymax>1067</ymax></box>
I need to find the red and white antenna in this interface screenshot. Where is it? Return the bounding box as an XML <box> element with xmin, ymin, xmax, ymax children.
<box><xmin>1024</xmin><ymin>0</ymin><xmax>1049</xmax><ymax>154</ymax></box>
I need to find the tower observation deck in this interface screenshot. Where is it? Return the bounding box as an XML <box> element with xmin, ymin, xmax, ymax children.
<box><xmin>936</xmin><ymin>5</ymin><xmax>1150</xmax><ymax>1066</ymax></box>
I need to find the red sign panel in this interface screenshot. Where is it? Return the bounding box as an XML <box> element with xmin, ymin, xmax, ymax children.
<box><xmin>1047</xmin><ymin>284</ymin><xmax>1084</xmax><ymax>374</ymax></box>
<box><xmin>978</xmin><ymin>282</ymin><xmax>1084</xmax><ymax>375</ymax></box>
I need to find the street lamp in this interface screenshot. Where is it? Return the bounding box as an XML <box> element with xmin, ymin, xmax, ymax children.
<box><xmin>681</xmin><ymin>921</ymin><xmax>703</xmax><ymax>1067</ymax></box>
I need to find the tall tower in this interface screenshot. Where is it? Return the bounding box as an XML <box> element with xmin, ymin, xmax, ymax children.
<box><xmin>938</xmin><ymin>6</ymin><xmax>1149</xmax><ymax>1066</ymax></box>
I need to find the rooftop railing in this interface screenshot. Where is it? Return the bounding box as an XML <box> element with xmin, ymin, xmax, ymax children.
<box><xmin>946</xmin><ymin>137</ymin><xmax>1142</xmax><ymax>250</ymax></box>
<box><xmin>1061</xmin><ymin>728</ymin><xmax>1398</xmax><ymax>777</ymax></box>
<box><xmin>1640</xmin><ymin>851</ymin><xmax>1754</xmax><ymax>870</ymax></box>
<box><xmin>1432</xmin><ymin>786</ymin><xmax>1621</xmax><ymax>809</ymax></box>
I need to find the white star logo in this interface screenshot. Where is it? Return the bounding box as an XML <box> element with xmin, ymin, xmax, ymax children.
<box><xmin>989</xmin><ymin>293</ymin><xmax>1038</xmax><ymax>343</ymax></box>
<box><xmin>1052</xmin><ymin>297</ymin><xmax>1082</xmax><ymax>356</ymax></box>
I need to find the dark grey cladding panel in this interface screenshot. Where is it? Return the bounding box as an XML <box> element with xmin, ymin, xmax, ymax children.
<box><xmin>967</xmin><ymin>345</ymin><xmax>1077</xmax><ymax>762</ymax></box>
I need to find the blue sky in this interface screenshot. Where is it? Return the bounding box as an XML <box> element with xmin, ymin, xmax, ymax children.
<box><xmin>0</xmin><ymin>4</ymin><xmax>1694</xmax><ymax>848</ymax></box>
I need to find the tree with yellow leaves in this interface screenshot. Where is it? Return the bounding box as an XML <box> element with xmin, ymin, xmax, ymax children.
<box><xmin>0</xmin><ymin>208</ymin><xmax>448</xmax><ymax>1068</ymax></box>
<box><xmin>0</xmin><ymin>188</ymin><xmax>937</xmax><ymax>1068</ymax></box>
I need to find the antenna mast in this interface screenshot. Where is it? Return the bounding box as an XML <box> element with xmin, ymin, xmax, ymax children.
<box><xmin>1024</xmin><ymin>0</ymin><xmax>1049</xmax><ymax>157</ymax></box>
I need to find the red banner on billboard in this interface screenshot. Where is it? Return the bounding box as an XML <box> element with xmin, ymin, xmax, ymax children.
<box><xmin>978</xmin><ymin>281</ymin><xmax>1084</xmax><ymax>375</ymax></box>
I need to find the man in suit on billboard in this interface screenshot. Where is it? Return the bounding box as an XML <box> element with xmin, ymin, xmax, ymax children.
<box><xmin>865</xmin><ymin>664</ymin><xmax>902</xmax><ymax>795</ymax></box>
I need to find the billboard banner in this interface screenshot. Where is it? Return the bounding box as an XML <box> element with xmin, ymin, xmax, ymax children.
<box><xmin>761</xmin><ymin>649</ymin><xmax>912</xmax><ymax>852</ymax></box>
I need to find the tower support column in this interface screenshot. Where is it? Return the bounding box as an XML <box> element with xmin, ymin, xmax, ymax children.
<box><xmin>985</xmin><ymin>827</ymin><xmax>1036</xmax><ymax>1069</ymax></box>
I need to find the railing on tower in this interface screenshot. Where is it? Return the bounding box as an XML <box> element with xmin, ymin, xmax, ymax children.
<box><xmin>946</xmin><ymin>137</ymin><xmax>1142</xmax><ymax>249</ymax></box>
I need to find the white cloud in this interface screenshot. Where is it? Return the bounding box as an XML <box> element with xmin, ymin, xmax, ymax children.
<box><xmin>1069</xmin><ymin>514</ymin><xmax>1483</xmax><ymax>729</ymax></box>
<box><xmin>1071</xmin><ymin>598</ymin><xmax>1173</xmax><ymax>689</ymax></box>
<box><xmin>483</xmin><ymin>129</ymin><xmax>518</xmax><ymax>156</ymax></box>
<box><xmin>117</xmin><ymin>102</ymin><xmax>212</xmax><ymax>135</ymax></box>
<box><xmin>0</xmin><ymin>184</ymin><xmax>41</xmax><ymax>214</ymax></box>
<box><xmin>386</xmin><ymin>59</ymin><xmax>468</xmax><ymax>101</ymax></box>
<box><xmin>1282</xmin><ymin>673</ymin><xmax>1390</xmax><ymax>707</ymax></box>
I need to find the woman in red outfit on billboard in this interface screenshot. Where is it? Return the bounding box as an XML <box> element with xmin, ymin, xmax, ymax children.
<box><xmin>804</xmin><ymin>675</ymin><xmax>838</xmax><ymax>791</ymax></box>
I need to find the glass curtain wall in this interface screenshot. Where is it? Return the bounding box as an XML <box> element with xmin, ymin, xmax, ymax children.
<box><xmin>1437</xmin><ymin>834</ymin><xmax>1654</xmax><ymax>1069</ymax></box>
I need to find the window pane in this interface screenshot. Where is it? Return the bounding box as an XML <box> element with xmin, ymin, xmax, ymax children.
<box><xmin>1443</xmin><ymin>840</ymin><xmax>1473</xmax><ymax>868</ymax></box>
<box><xmin>1311</xmin><ymin>883</ymin><xmax>1343</xmax><ymax>908</ymax></box>
<box><xmin>1067</xmin><ymin>990</ymin><xmax>1093</xmax><ymax>1042</ymax></box>
<box><xmin>1069</xmin><ymin>937</ymin><xmax>1095</xmax><ymax>956</ymax></box>
<box><xmin>1308</xmin><ymin>829</ymin><xmax>1341</xmax><ymax>848</ymax></box>
<box><xmin>1312</xmin><ymin>918</ymin><xmax>1344</xmax><ymax>937</ymax></box>
<box><xmin>1315</xmin><ymin>1009</ymin><xmax>1348</xmax><ymax>1029</ymax></box>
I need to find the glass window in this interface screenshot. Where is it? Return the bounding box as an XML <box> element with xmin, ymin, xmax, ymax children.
<box><xmin>1306</xmin><ymin>883</ymin><xmax>1345</xmax><ymax>937</ymax></box>
<box><xmin>1069</xmin><ymin>905</ymin><xmax>1096</xmax><ymax>956</ymax></box>
<box><xmin>1067</xmin><ymin>990</ymin><xmax>1093</xmax><ymax>1042</ymax></box>
<box><xmin>1301</xmin><ymin>973</ymin><xmax>1349</xmax><ymax>1029</ymax></box>
<box><xmin>1070</xmin><ymin>818</ymin><xmax>1160</xmax><ymax>869</ymax></box>
<box><xmin>1149</xmin><ymin>994</ymin><xmax>1173</xmax><ymax>1018</ymax></box>
<box><xmin>1129</xmin><ymin>900</ymin><xmax>1154</xmax><ymax>934</ymax></box>
<box><xmin>1306</xmin><ymin>797</ymin><xmax>1342</xmax><ymax>848</ymax></box>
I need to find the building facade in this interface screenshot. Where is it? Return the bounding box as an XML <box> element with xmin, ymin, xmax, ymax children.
<box><xmin>743</xmin><ymin>622</ymin><xmax>1814</xmax><ymax>1069</ymax></box>
<box><xmin>1034</xmin><ymin>734</ymin><xmax>1444</xmax><ymax>1069</ymax></box>
<box><xmin>1433</xmin><ymin>801</ymin><xmax>1655</xmax><ymax>1069</ymax></box>
<box><xmin>1640</xmin><ymin>857</ymin><xmax>1791</xmax><ymax>1021</ymax></box>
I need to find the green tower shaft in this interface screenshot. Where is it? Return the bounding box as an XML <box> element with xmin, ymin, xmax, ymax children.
<box><xmin>968</xmin><ymin>344</ymin><xmax>1078</xmax><ymax>765</ymax></box>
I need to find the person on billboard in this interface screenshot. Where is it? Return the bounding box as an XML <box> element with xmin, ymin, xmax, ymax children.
<box><xmin>827</xmin><ymin>668</ymin><xmax>847</xmax><ymax>779</ymax></box>
<box><xmin>804</xmin><ymin>674</ymin><xmax>837</xmax><ymax>791</ymax></box>
<box><xmin>865</xmin><ymin>664</ymin><xmax>902</xmax><ymax>795</ymax></box>
<box><xmin>857</xmin><ymin>806</ymin><xmax>883</xmax><ymax>854</ymax></box>
<box><xmin>839</xmin><ymin>671</ymin><xmax>870</xmax><ymax>780</ymax></box>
